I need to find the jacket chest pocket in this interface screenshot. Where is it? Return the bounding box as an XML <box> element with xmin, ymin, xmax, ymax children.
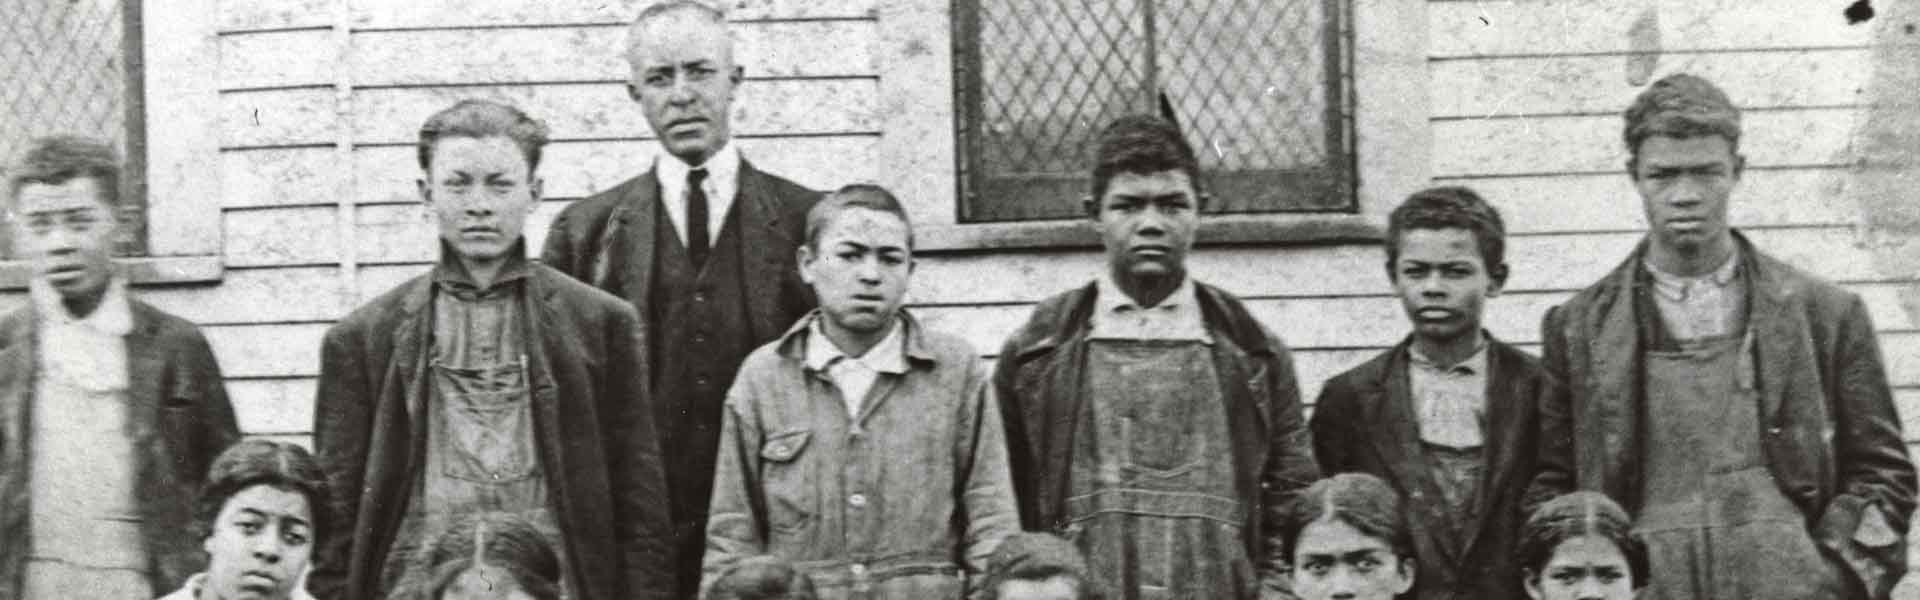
<box><xmin>760</xmin><ymin>429</ymin><xmax>817</xmax><ymax>533</ymax></box>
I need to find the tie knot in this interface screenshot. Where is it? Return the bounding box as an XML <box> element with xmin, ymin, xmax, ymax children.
<box><xmin>688</xmin><ymin>167</ymin><xmax>709</xmax><ymax>186</ymax></box>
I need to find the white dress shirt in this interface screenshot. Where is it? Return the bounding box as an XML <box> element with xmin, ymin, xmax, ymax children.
<box><xmin>1407</xmin><ymin>338</ymin><xmax>1489</xmax><ymax>450</ymax></box>
<box><xmin>804</xmin><ymin>316</ymin><xmax>908</xmax><ymax>419</ymax></box>
<box><xmin>1088</xmin><ymin>274</ymin><xmax>1212</xmax><ymax>342</ymax></box>
<box><xmin>655</xmin><ymin>142</ymin><xmax>742</xmax><ymax>250</ymax></box>
<box><xmin>1643</xmin><ymin>247</ymin><xmax>1744</xmax><ymax>342</ymax></box>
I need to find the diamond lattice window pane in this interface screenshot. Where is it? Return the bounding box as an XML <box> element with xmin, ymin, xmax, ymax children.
<box><xmin>957</xmin><ymin>0</ymin><xmax>1353</xmax><ymax>221</ymax></box>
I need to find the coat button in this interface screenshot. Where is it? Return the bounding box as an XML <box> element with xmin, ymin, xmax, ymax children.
<box><xmin>849</xmin><ymin>493</ymin><xmax>868</xmax><ymax>507</ymax></box>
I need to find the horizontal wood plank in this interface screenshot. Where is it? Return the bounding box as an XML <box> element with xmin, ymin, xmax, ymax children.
<box><xmin>908</xmin><ymin>227</ymin><xmax>1904</xmax><ymax>305</ymax></box>
<box><xmin>223</xmin><ymin>147</ymin><xmax>344</xmax><ymax>208</ymax></box>
<box><xmin>1432</xmin><ymin>48</ymin><xmax>1872</xmax><ymax>118</ymax></box>
<box><xmin>229</xmin><ymin>378</ymin><xmax>315</xmax><ymax>434</ymax></box>
<box><xmin>350</xmin><ymin>79</ymin><xmax>877</xmax><ymax>144</ymax></box>
<box><xmin>348</xmin><ymin>0</ymin><xmax>876</xmax><ymax>29</ymax></box>
<box><xmin>1441</xmin><ymin>169</ymin><xmax>1861</xmax><ymax>234</ymax></box>
<box><xmin>224</xmin><ymin>206</ymin><xmax>342</xmax><ymax>267</ymax></box>
<box><xmin>1432</xmin><ymin>107</ymin><xmax>1864</xmax><ymax>177</ymax></box>
<box><xmin>353</xmin><ymin>136</ymin><xmax>876</xmax><ymax>202</ymax></box>
<box><xmin>135</xmin><ymin>266</ymin><xmax>344</xmax><ymax>325</ymax></box>
<box><xmin>220</xmin><ymin>28</ymin><xmax>336</xmax><ymax>90</ymax></box>
<box><xmin>1431</xmin><ymin>0</ymin><xmax>1876</xmax><ymax>59</ymax></box>
<box><xmin>204</xmin><ymin>323</ymin><xmax>329</xmax><ymax>378</ymax></box>
<box><xmin>347</xmin><ymin>20</ymin><xmax>875</xmax><ymax>87</ymax></box>
<box><xmin>220</xmin><ymin>88</ymin><xmax>338</xmax><ymax>149</ymax></box>
<box><xmin>217</xmin><ymin>0</ymin><xmax>331</xmax><ymax>32</ymax></box>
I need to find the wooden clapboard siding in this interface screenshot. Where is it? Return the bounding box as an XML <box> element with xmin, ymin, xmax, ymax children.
<box><xmin>1429</xmin><ymin>0</ymin><xmax>1875</xmax><ymax>57</ymax></box>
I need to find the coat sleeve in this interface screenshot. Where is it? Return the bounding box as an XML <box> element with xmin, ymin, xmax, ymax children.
<box><xmin>699</xmin><ymin>385</ymin><xmax>768</xmax><ymax>597</ymax></box>
<box><xmin>990</xmin><ymin>336</ymin><xmax>1041</xmax><ymax>531</ymax></box>
<box><xmin>307</xmin><ymin>326</ymin><xmax>371</xmax><ymax>600</ymax></box>
<box><xmin>1524</xmin><ymin>305</ymin><xmax>1576</xmax><ymax>514</ymax></box>
<box><xmin>182</xmin><ymin>326</ymin><xmax>241</xmax><ymax>477</ymax></box>
<box><xmin>1812</xmin><ymin>294</ymin><xmax>1917</xmax><ymax>596</ymax></box>
<box><xmin>1307</xmin><ymin>377</ymin><xmax>1357</xmax><ymax>476</ymax></box>
<box><xmin>602</xmin><ymin>304</ymin><xmax>676</xmax><ymax>600</ymax></box>
<box><xmin>957</xmin><ymin>362</ymin><xmax>1021</xmax><ymax>587</ymax></box>
<box><xmin>1258</xmin><ymin>335</ymin><xmax>1320</xmax><ymax>595</ymax></box>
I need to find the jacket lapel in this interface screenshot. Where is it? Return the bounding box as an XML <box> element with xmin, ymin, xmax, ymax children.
<box><xmin>124</xmin><ymin>306</ymin><xmax>165</xmax><ymax>441</ymax></box>
<box><xmin>737</xmin><ymin>161</ymin><xmax>798</xmax><ymax>341</ymax></box>
<box><xmin>1459</xmin><ymin>341</ymin><xmax>1524</xmax><ymax>561</ymax></box>
<box><xmin>389</xmin><ymin>277</ymin><xmax>432</xmax><ymax>425</ymax></box>
<box><xmin>1581</xmin><ymin>251</ymin><xmax>1644</xmax><ymax>497</ymax></box>
<box><xmin>613</xmin><ymin>169</ymin><xmax>659</xmax><ymax>322</ymax></box>
<box><xmin>1361</xmin><ymin>348</ymin><xmax>1458</xmax><ymax>563</ymax></box>
<box><xmin>1744</xmin><ymin>249</ymin><xmax>1795</xmax><ymax>423</ymax></box>
<box><xmin>0</xmin><ymin>311</ymin><xmax>34</xmax><ymax>599</ymax></box>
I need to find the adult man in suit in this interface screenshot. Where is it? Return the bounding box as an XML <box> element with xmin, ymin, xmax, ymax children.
<box><xmin>541</xmin><ymin>1</ymin><xmax>822</xmax><ymax>593</ymax></box>
<box><xmin>310</xmin><ymin>100</ymin><xmax>672</xmax><ymax>600</ymax></box>
<box><xmin>1526</xmin><ymin>73</ymin><xmax>1916</xmax><ymax>599</ymax></box>
<box><xmin>0</xmin><ymin>135</ymin><xmax>240</xmax><ymax>598</ymax></box>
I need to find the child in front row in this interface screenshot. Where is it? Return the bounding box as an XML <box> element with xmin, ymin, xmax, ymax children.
<box><xmin>1310</xmin><ymin>186</ymin><xmax>1556</xmax><ymax>599</ymax></box>
<box><xmin>1280</xmin><ymin>473</ymin><xmax>1417</xmax><ymax>600</ymax></box>
<box><xmin>1514</xmin><ymin>491</ymin><xmax>1648</xmax><ymax>600</ymax></box>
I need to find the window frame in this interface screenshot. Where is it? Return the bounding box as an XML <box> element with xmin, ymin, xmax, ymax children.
<box><xmin>874</xmin><ymin>0</ymin><xmax>1429</xmax><ymax>253</ymax></box>
<box><xmin>0</xmin><ymin>0</ymin><xmax>223</xmax><ymax>289</ymax></box>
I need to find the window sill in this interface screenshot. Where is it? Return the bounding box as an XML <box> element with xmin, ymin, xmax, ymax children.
<box><xmin>0</xmin><ymin>255</ymin><xmax>225</xmax><ymax>290</ymax></box>
<box><xmin>915</xmin><ymin>214</ymin><xmax>1383</xmax><ymax>255</ymax></box>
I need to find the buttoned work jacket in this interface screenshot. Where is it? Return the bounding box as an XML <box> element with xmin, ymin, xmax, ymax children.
<box><xmin>308</xmin><ymin>263</ymin><xmax>673</xmax><ymax>600</ymax></box>
<box><xmin>0</xmin><ymin>299</ymin><xmax>240</xmax><ymax>597</ymax></box>
<box><xmin>1526</xmin><ymin>232</ymin><xmax>1917</xmax><ymax>597</ymax></box>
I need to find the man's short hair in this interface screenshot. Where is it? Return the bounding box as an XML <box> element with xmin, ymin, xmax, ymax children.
<box><xmin>1384</xmin><ymin>186</ymin><xmax>1507</xmax><ymax>275</ymax></box>
<box><xmin>1622</xmin><ymin>73</ymin><xmax>1741</xmax><ymax>159</ymax></box>
<box><xmin>416</xmin><ymin>99</ymin><xmax>552</xmax><ymax>174</ymax></box>
<box><xmin>981</xmin><ymin>532</ymin><xmax>1098</xmax><ymax>600</ymax></box>
<box><xmin>7</xmin><ymin>135</ymin><xmax>122</xmax><ymax>209</ymax></box>
<box><xmin>804</xmin><ymin>183</ymin><xmax>915</xmax><ymax>250</ymax></box>
<box><xmin>707</xmin><ymin>555</ymin><xmax>818</xmax><ymax>600</ymax></box>
<box><xmin>625</xmin><ymin>0</ymin><xmax>728</xmax><ymax>62</ymax></box>
<box><xmin>1088</xmin><ymin>114</ymin><xmax>1203</xmax><ymax>205</ymax></box>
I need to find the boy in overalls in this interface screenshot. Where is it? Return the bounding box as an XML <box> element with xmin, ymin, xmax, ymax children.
<box><xmin>1526</xmin><ymin>73</ymin><xmax>1915</xmax><ymax>599</ymax></box>
<box><xmin>310</xmin><ymin>100</ymin><xmax>673</xmax><ymax>600</ymax></box>
<box><xmin>993</xmin><ymin>115</ymin><xmax>1319</xmax><ymax>600</ymax></box>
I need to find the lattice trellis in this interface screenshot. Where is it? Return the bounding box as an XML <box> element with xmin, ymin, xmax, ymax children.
<box><xmin>0</xmin><ymin>0</ymin><xmax>145</xmax><ymax>255</ymax></box>
<box><xmin>956</xmin><ymin>0</ymin><xmax>1353</xmax><ymax>221</ymax></box>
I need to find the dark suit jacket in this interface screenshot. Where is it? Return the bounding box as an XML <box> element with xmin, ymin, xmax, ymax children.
<box><xmin>992</xmin><ymin>282</ymin><xmax>1320</xmax><ymax>592</ymax></box>
<box><xmin>1312</xmin><ymin>335</ymin><xmax>1552</xmax><ymax>600</ymax></box>
<box><xmin>540</xmin><ymin>159</ymin><xmax>820</xmax><ymax>349</ymax></box>
<box><xmin>1527</xmin><ymin>231</ymin><xmax>1916</xmax><ymax>597</ymax></box>
<box><xmin>308</xmin><ymin>262</ymin><xmax>673</xmax><ymax>600</ymax></box>
<box><xmin>0</xmin><ymin>298</ymin><xmax>240</xmax><ymax>597</ymax></box>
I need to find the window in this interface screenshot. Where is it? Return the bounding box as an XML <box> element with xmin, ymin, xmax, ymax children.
<box><xmin>953</xmin><ymin>0</ymin><xmax>1354</xmax><ymax>222</ymax></box>
<box><xmin>0</xmin><ymin>0</ymin><xmax>147</xmax><ymax>256</ymax></box>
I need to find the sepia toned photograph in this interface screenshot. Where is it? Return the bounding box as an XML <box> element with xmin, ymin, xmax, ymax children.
<box><xmin>1</xmin><ymin>0</ymin><xmax>1916</xmax><ymax>598</ymax></box>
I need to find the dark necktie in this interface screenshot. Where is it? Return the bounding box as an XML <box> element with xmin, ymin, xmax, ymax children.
<box><xmin>686</xmin><ymin>167</ymin><xmax>710</xmax><ymax>269</ymax></box>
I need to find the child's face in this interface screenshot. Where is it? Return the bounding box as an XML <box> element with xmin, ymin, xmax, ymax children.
<box><xmin>1390</xmin><ymin>228</ymin><xmax>1502</xmax><ymax>345</ymax></box>
<box><xmin>1290</xmin><ymin>519</ymin><xmax>1414</xmax><ymax>600</ymax></box>
<box><xmin>1524</xmin><ymin>535</ymin><xmax>1634</xmax><ymax>600</ymax></box>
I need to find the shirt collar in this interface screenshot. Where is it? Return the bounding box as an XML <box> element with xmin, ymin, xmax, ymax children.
<box><xmin>655</xmin><ymin>142</ymin><xmax>741</xmax><ymax>195</ymax></box>
<box><xmin>31</xmin><ymin>271</ymin><xmax>132</xmax><ymax>335</ymax></box>
<box><xmin>1094</xmin><ymin>271</ymin><xmax>1198</xmax><ymax>314</ymax></box>
<box><xmin>1407</xmin><ymin>333</ymin><xmax>1488</xmax><ymax>376</ymax></box>
<box><xmin>433</xmin><ymin>239</ymin><xmax>532</xmax><ymax>292</ymax></box>
<box><xmin>804</xmin><ymin>313</ymin><xmax>909</xmax><ymax>375</ymax></box>
<box><xmin>1643</xmin><ymin>246</ymin><xmax>1740</xmax><ymax>299</ymax></box>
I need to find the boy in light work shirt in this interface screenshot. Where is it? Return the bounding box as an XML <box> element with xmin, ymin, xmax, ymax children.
<box><xmin>702</xmin><ymin>184</ymin><xmax>1019</xmax><ymax>598</ymax></box>
<box><xmin>1310</xmin><ymin>187</ymin><xmax>1554</xmax><ymax>600</ymax></box>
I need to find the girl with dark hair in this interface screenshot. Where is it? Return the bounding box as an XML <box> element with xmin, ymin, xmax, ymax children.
<box><xmin>419</xmin><ymin>512</ymin><xmax>564</xmax><ymax>600</ymax></box>
<box><xmin>1280</xmin><ymin>473</ymin><xmax>1416</xmax><ymax>600</ymax></box>
<box><xmin>1515</xmin><ymin>492</ymin><xmax>1648</xmax><ymax>600</ymax></box>
<box><xmin>159</xmin><ymin>439</ymin><xmax>329</xmax><ymax>600</ymax></box>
